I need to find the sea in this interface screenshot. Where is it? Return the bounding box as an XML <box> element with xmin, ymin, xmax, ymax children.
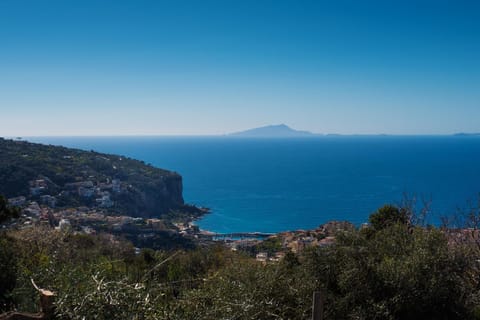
<box><xmin>26</xmin><ymin>136</ymin><xmax>480</xmax><ymax>233</ymax></box>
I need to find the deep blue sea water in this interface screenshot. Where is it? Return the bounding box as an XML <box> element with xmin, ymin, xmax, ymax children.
<box><xmin>26</xmin><ymin>136</ymin><xmax>480</xmax><ymax>233</ymax></box>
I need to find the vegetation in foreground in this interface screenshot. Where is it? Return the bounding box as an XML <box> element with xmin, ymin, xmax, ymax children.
<box><xmin>2</xmin><ymin>203</ymin><xmax>480</xmax><ymax>319</ymax></box>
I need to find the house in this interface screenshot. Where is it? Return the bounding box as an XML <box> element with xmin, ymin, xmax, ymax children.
<box><xmin>40</xmin><ymin>195</ymin><xmax>57</xmax><ymax>208</ymax></box>
<box><xmin>58</xmin><ymin>219</ymin><xmax>71</xmax><ymax>231</ymax></box>
<box><xmin>147</xmin><ymin>218</ymin><xmax>165</xmax><ymax>230</ymax></box>
<box><xmin>318</xmin><ymin>236</ymin><xmax>336</xmax><ymax>247</ymax></box>
<box><xmin>274</xmin><ymin>252</ymin><xmax>286</xmax><ymax>260</ymax></box>
<box><xmin>78</xmin><ymin>186</ymin><xmax>95</xmax><ymax>198</ymax></box>
<box><xmin>8</xmin><ymin>196</ymin><xmax>27</xmax><ymax>207</ymax></box>
<box><xmin>30</xmin><ymin>179</ymin><xmax>48</xmax><ymax>196</ymax></box>
<box><xmin>65</xmin><ymin>181</ymin><xmax>94</xmax><ymax>191</ymax></box>
<box><xmin>96</xmin><ymin>193</ymin><xmax>113</xmax><ymax>208</ymax></box>
<box><xmin>287</xmin><ymin>240</ymin><xmax>303</xmax><ymax>253</ymax></box>
<box><xmin>24</xmin><ymin>202</ymin><xmax>41</xmax><ymax>217</ymax></box>
<box><xmin>256</xmin><ymin>252</ymin><xmax>268</xmax><ymax>262</ymax></box>
<box><xmin>112</xmin><ymin>179</ymin><xmax>121</xmax><ymax>193</ymax></box>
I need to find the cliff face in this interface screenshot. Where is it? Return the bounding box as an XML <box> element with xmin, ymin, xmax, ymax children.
<box><xmin>116</xmin><ymin>174</ymin><xmax>185</xmax><ymax>218</ymax></box>
<box><xmin>0</xmin><ymin>138</ymin><xmax>192</xmax><ymax>218</ymax></box>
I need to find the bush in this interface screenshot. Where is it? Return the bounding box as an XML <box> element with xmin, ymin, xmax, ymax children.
<box><xmin>304</xmin><ymin>223</ymin><xmax>475</xmax><ymax>319</ymax></box>
<box><xmin>368</xmin><ymin>204</ymin><xmax>409</xmax><ymax>231</ymax></box>
<box><xmin>0</xmin><ymin>234</ymin><xmax>18</xmax><ymax>312</ymax></box>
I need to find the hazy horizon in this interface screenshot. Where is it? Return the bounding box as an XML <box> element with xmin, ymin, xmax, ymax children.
<box><xmin>1</xmin><ymin>1</ymin><xmax>479</xmax><ymax>136</ymax></box>
<box><xmin>4</xmin><ymin>123</ymin><xmax>480</xmax><ymax>138</ymax></box>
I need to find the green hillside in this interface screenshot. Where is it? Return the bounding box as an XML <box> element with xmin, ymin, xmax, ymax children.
<box><xmin>0</xmin><ymin>138</ymin><xmax>195</xmax><ymax>218</ymax></box>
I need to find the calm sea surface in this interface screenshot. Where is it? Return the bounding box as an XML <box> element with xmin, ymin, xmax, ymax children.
<box><xmin>26</xmin><ymin>136</ymin><xmax>480</xmax><ymax>233</ymax></box>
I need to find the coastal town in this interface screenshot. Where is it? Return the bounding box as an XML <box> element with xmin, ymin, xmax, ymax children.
<box><xmin>2</xmin><ymin>175</ymin><xmax>201</xmax><ymax>246</ymax></box>
<box><xmin>3</xmin><ymin>176</ymin><xmax>357</xmax><ymax>262</ymax></box>
<box><xmin>6</xmin><ymin>176</ymin><xmax>126</xmax><ymax>229</ymax></box>
<box><xmin>2</xmin><ymin>176</ymin><xmax>356</xmax><ymax>260</ymax></box>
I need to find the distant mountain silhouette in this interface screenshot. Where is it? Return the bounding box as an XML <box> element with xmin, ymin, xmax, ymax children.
<box><xmin>230</xmin><ymin>124</ymin><xmax>317</xmax><ymax>137</ymax></box>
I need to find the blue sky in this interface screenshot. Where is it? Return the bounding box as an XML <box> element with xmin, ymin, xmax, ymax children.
<box><xmin>0</xmin><ymin>0</ymin><xmax>479</xmax><ymax>136</ymax></box>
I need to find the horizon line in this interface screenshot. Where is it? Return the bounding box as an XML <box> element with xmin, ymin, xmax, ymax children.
<box><xmin>3</xmin><ymin>132</ymin><xmax>480</xmax><ymax>139</ymax></box>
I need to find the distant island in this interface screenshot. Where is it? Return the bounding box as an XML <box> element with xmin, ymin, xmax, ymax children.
<box><xmin>229</xmin><ymin>124</ymin><xmax>319</xmax><ymax>138</ymax></box>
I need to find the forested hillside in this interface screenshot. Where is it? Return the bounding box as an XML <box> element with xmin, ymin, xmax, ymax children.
<box><xmin>0</xmin><ymin>138</ymin><xmax>193</xmax><ymax>218</ymax></box>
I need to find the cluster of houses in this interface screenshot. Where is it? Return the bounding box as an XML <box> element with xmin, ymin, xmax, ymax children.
<box><xmin>253</xmin><ymin>221</ymin><xmax>355</xmax><ymax>263</ymax></box>
<box><xmin>3</xmin><ymin>175</ymin><xmax>201</xmax><ymax>250</ymax></box>
<box><xmin>2</xmin><ymin>176</ymin><xmax>170</xmax><ymax>237</ymax></box>
<box><xmin>173</xmin><ymin>222</ymin><xmax>201</xmax><ymax>237</ymax></box>
<box><xmin>63</xmin><ymin>178</ymin><xmax>123</xmax><ymax>208</ymax></box>
<box><xmin>3</xmin><ymin>196</ymin><xmax>174</xmax><ymax>240</ymax></box>
<box><xmin>4</xmin><ymin>199</ymin><xmax>51</xmax><ymax>228</ymax></box>
<box><xmin>11</xmin><ymin>177</ymin><xmax>129</xmax><ymax>213</ymax></box>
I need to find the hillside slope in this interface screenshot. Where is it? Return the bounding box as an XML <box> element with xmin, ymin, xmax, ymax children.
<box><xmin>0</xmin><ymin>138</ymin><xmax>195</xmax><ymax>218</ymax></box>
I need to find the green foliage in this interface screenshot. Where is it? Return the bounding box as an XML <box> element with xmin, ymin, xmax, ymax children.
<box><xmin>50</xmin><ymin>245</ymin><xmax>242</xmax><ymax>319</ymax></box>
<box><xmin>241</xmin><ymin>236</ymin><xmax>283</xmax><ymax>256</ymax></box>
<box><xmin>0</xmin><ymin>138</ymin><xmax>195</xmax><ymax>218</ymax></box>
<box><xmin>55</xmin><ymin>269</ymin><xmax>165</xmax><ymax>320</ymax></box>
<box><xmin>368</xmin><ymin>204</ymin><xmax>409</xmax><ymax>231</ymax></box>
<box><xmin>304</xmin><ymin>224</ymin><xmax>476</xmax><ymax>319</ymax></box>
<box><xmin>0</xmin><ymin>195</ymin><xmax>19</xmax><ymax>223</ymax></box>
<box><xmin>179</xmin><ymin>259</ymin><xmax>316</xmax><ymax>320</ymax></box>
<box><xmin>122</xmin><ymin>230</ymin><xmax>196</xmax><ymax>251</ymax></box>
<box><xmin>0</xmin><ymin>234</ymin><xmax>18</xmax><ymax>312</ymax></box>
<box><xmin>4</xmin><ymin>204</ymin><xmax>480</xmax><ymax>319</ymax></box>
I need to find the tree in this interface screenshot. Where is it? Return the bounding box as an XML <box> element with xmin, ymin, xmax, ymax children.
<box><xmin>0</xmin><ymin>235</ymin><xmax>18</xmax><ymax>312</ymax></box>
<box><xmin>304</xmin><ymin>223</ymin><xmax>475</xmax><ymax>319</ymax></box>
<box><xmin>0</xmin><ymin>195</ymin><xmax>19</xmax><ymax>224</ymax></box>
<box><xmin>368</xmin><ymin>204</ymin><xmax>409</xmax><ymax>231</ymax></box>
<box><xmin>179</xmin><ymin>258</ymin><xmax>316</xmax><ymax>320</ymax></box>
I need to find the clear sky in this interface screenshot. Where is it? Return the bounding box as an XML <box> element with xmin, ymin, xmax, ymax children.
<box><xmin>0</xmin><ymin>0</ymin><xmax>479</xmax><ymax>136</ymax></box>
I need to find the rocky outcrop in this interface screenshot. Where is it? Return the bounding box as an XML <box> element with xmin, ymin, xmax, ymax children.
<box><xmin>115</xmin><ymin>174</ymin><xmax>185</xmax><ymax>218</ymax></box>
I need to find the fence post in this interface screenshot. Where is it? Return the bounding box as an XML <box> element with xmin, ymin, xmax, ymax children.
<box><xmin>39</xmin><ymin>289</ymin><xmax>55</xmax><ymax>319</ymax></box>
<box><xmin>312</xmin><ymin>290</ymin><xmax>325</xmax><ymax>320</ymax></box>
